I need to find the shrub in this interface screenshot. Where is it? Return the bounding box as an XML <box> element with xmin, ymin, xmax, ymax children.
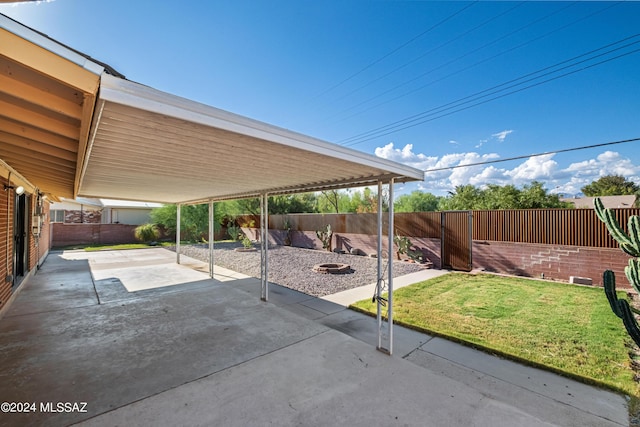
<box><xmin>227</xmin><ymin>224</ymin><xmax>242</xmax><ymax>241</ymax></box>
<box><xmin>134</xmin><ymin>223</ymin><xmax>160</xmax><ymax>243</ymax></box>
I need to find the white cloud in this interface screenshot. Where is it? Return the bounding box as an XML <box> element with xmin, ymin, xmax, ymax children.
<box><xmin>505</xmin><ymin>154</ymin><xmax>558</xmax><ymax>182</ymax></box>
<box><xmin>374</xmin><ymin>142</ymin><xmax>438</xmax><ymax>171</ymax></box>
<box><xmin>375</xmin><ymin>143</ymin><xmax>640</xmax><ymax>197</ymax></box>
<box><xmin>492</xmin><ymin>130</ymin><xmax>513</xmax><ymax>142</ymax></box>
<box><xmin>475</xmin><ymin>139</ymin><xmax>488</xmax><ymax>149</ymax></box>
<box><xmin>559</xmin><ymin>151</ymin><xmax>640</xmax><ymax>194</ymax></box>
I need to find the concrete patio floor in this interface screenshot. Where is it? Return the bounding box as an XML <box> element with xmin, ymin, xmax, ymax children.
<box><xmin>0</xmin><ymin>248</ymin><xmax>629</xmax><ymax>426</ymax></box>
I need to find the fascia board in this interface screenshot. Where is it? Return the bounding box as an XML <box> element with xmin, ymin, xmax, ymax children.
<box><xmin>0</xmin><ymin>14</ymin><xmax>104</xmax><ymax>76</ymax></box>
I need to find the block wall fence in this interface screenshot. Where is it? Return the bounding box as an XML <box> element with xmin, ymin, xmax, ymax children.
<box><xmin>51</xmin><ymin>223</ymin><xmax>138</xmax><ymax>247</ymax></box>
<box><xmin>239</xmin><ymin>209</ymin><xmax>637</xmax><ymax>290</ymax></box>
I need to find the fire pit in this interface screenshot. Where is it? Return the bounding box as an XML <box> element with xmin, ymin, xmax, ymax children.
<box><xmin>312</xmin><ymin>263</ymin><xmax>352</xmax><ymax>274</ymax></box>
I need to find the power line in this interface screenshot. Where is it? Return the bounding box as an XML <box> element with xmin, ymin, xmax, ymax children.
<box><xmin>424</xmin><ymin>138</ymin><xmax>640</xmax><ymax>173</ymax></box>
<box><xmin>327</xmin><ymin>0</ymin><xmax>573</xmax><ymax>122</ymax></box>
<box><xmin>339</xmin><ymin>35</ymin><xmax>640</xmax><ymax>146</ymax></box>
<box><xmin>325</xmin><ymin>1</ymin><xmax>525</xmax><ymax>109</ymax></box>
<box><xmin>309</xmin><ymin>1</ymin><xmax>478</xmax><ymax>102</ymax></box>
<box><xmin>331</xmin><ymin>1</ymin><xmax>620</xmax><ymax>126</ymax></box>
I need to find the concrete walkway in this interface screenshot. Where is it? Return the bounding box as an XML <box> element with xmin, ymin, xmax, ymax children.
<box><xmin>0</xmin><ymin>248</ymin><xmax>629</xmax><ymax>427</ymax></box>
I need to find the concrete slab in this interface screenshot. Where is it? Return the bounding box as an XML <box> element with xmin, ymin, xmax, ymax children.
<box><xmin>76</xmin><ymin>330</ymin><xmax>616</xmax><ymax>427</ymax></box>
<box><xmin>317</xmin><ymin>308</ymin><xmax>434</xmax><ymax>358</ymax></box>
<box><xmin>406</xmin><ymin>348</ymin><xmax>627</xmax><ymax>427</ymax></box>
<box><xmin>64</xmin><ymin>248</ymin><xmax>212</xmax><ymax>292</ymax></box>
<box><xmin>321</xmin><ymin>268</ymin><xmax>450</xmax><ymax>307</ymax></box>
<box><xmin>0</xmin><ymin>249</ymin><xmax>629</xmax><ymax>427</ymax></box>
<box><xmin>71</xmin><ymin>331</ymin><xmax>552</xmax><ymax>426</ymax></box>
<box><xmin>415</xmin><ymin>337</ymin><xmax>627</xmax><ymax>425</ymax></box>
<box><xmin>0</xmin><ymin>257</ymin><xmax>328</xmax><ymax>427</ymax></box>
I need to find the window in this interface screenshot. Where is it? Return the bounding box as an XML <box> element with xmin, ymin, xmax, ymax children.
<box><xmin>50</xmin><ymin>210</ymin><xmax>65</xmax><ymax>223</ymax></box>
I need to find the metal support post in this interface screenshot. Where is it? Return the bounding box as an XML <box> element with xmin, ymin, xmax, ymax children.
<box><xmin>376</xmin><ymin>179</ymin><xmax>395</xmax><ymax>355</ymax></box>
<box><xmin>260</xmin><ymin>194</ymin><xmax>269</xmax><ymax>301</ymax></box>
<box><xmin>387</xmin><ymin>178</ymin><xmax>395</xmax><ymax>355</ymax></box>
<box><xmin>209</xmin><ymin>200</ymin><xmax>214</xmax><ymax>278</ymax></box>
<box><xmin>376</xmin><ymin>181</ymin><xmax>386</xmax><ymax>353</ymax></box>
<box><xmin>176</xmin><ymin>203</ymin><xmax>181</xmax><ymax>264</ymax></box>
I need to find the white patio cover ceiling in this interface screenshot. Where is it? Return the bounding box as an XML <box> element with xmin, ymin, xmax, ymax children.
<box><xmin>78</xmin><ymin>74</ymin><xmax>424</xmax><ymax>204</ymax></box>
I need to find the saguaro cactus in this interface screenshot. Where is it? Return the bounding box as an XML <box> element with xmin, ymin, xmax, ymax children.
<box><xmin>595</xmin><ymin>198</ymin><xmax>640</xmax><ymax>346</ymax></box>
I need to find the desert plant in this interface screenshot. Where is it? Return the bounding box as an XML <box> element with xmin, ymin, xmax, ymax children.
<box><xmin>227</xmin><ymin>223</ymin><xmax>242</xmax><ymax>241</ymax></box>
<box><xmin>241</xmin><ymin>234</ymin><xmax>253</xmax><ymax>249</ymax></box>
<box><xmin>134</xmin><ymin>223</ymin><xmax>160</xmax><ymax>243</ymax></box>
<box><xmin>283</xmin><ymin>217</ymin><xmax>292</xmax><ymax>246</ymax></box>
<box><xmin>316</xmin><ymin>224</ymin><xmax>333</xmax><ymax>251</ymax></box>
<box><xmin>394</xmin><ymin>232</ymin><xmax>425</xmax><ymax>263</ymax></box>
<box><xmin>394</xmin><ymin>233</ymin><xmax>411</xmax><ymax>260</ymax></box>
<box><xmin>594</xmin><ymin>197</ymin><xmax>640</xmax><ymax>346</ymax></box>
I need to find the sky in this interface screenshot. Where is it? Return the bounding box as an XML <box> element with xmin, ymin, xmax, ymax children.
<box><xmin>1</xmin><ymin>0</ymin><xmax>639</xmax><ymax>197</ymax></box>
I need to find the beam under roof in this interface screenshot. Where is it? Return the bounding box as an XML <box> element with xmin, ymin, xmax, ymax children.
<box><xmin>0</xmin><ymin>16</ymin><xmax>103</xmax><ymax>199</ymax></box>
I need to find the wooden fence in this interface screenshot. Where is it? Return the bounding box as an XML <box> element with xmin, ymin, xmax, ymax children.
<box><xmin>240</xmin><ymin>208</ymin><xmax>640</xmax><ymax>249</ymax></box>
<box><xmin>472</xmin><ymin>208</ymin><xmax>640</xmax><ymax>248</ymax></box>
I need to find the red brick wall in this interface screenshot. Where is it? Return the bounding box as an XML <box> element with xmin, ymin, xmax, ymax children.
<box><xmin>0</xmin><ymin>176</ymin><xmax>11</xmax><ymax>310</ymax></box>
<box><xmin>28</xmin><ymin>198</ymin><xmax>51</xmax><ymax>269</ymax></box>
<box><xmin>51</xmin><ymin>223</ymin><xmax>138</xmax><ymax>247</ymax></box>
<box><xmin>472</xmin><ymin>240</ymin><xmax>631</xmax><ymax>288</ymax></box>
<box><xmin>0</xmin><ymin>187</ymin><xmax>53</xmax><ymax>311</ymax></box>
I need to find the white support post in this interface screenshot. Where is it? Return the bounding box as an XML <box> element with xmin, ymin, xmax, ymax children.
<box><xmin>376</xmin><ymin>179</ymin><xmax>395</xmax><ymax>355</ymax></box>
<box><xmin>260</xmin><ymin>194</ymin><xmax>269</xmax><ymax>301</ymax></box>
<box><xmin>387</xmin><ymin>178</ymin><xmax>395</xmax><ymax>355</ymax></box>
<box><xmin>176</xmin><ymin>203</ymin><xmax>181</xmax><ymax>264</ymax></box>
<box><xmin>376</xmin><ymin>181</ymin><xmax>385</xmax><ymax>353</ymax></box>
<box><xmin>260</xmin><ymin>194</ymin><xmax>264</xmax><ymax>293</ymax></box>
<box><xmin>209</xmin><ymin>200</ymin><xmax>214</xmax><ymax>278</ymax></box>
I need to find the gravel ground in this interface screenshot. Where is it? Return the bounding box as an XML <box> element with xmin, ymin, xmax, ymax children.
<box><xmin>171</xmin><ymin>243</ymin><xmax>426</xmax><ymax>297</ymax></box>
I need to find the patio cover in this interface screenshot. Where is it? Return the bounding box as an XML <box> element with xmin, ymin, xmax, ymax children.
<box><xmin>79</xmin><ymin>74</ymin><xmax>424</xmax><ymax>204</ymax></box>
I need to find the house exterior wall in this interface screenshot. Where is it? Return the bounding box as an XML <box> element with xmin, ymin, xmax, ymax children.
<box><xmin>105</xmin><ymin>208</ymin><xmax>152</xmax><ymax>225</ymax></box>
<box><xmin>0</xmin><ymin>176</ymin><xmax>12</xmax><ymax>311</ymax></box>
<box><xmin>0</xmin><ymin>175</ymin><xmax>51</xmax><ymax>314</ymax></box>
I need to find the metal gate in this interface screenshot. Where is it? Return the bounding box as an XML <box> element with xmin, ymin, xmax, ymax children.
<box><xmin>441</xmin><ymin>211</ymin><xmax>472</xmax><ymax>271</ymax></box>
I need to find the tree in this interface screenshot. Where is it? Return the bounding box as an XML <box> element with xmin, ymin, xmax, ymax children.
<box><xmin>150</xmin><ymin>203</ymin><xmax>215</xmax><ymax>241</ymax></box>
<box><xmin>437</xmin><ymin>182</ymin><xmax>572</xmax><ymax>211</ymax></box>
<box><xmin>438</xmin><ymin>185</ymin><xmax>482</xmax><ymax>210</ymax></box>
<box><xmin>268</xmin><ymin>194</ymin><xmax>317</xmax><ymax>214</ymax></box>
<box><xmin>480</xmin><ymin>184</ymin><xmax>520</xmax><ymax>209</ymax></box>
<box><xmin>581</xmin><ymin>175</ymin><xmax>640</xmax><ymax>197</ymax></box>
<box><xmin>349</xmin><ymin>187</ymin><xmax>388</xmax><ymax>213</ymax></box>
<box><xmin>519</xmin><ymin>181</ymin><xmax>571</xmax><ymax>209</ymax></box>
<box><xmin>394</xmin><ymin>190</ymin><xmax>440</xmax><ymax>212</ymax></box>
<box><xmin>318</xmin><ymin>190</ymin><xmax>341</xmax><ymax>213</ymax></box>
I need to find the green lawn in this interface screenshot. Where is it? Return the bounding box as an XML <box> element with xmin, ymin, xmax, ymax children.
<box><xmin>351</xmin><ymin>272</ymin><xmax>638</xmax><ymax>397</ymax></box>
<box><xmin>54</xmin><ymin>242</ymin><xmax>175</xmax><ymax>251</ymax></box>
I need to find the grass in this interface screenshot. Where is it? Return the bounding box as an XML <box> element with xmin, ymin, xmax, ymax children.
<box><xmin>54</xmin><ymin>242</ymin><xmax>175</xmax><ymax>251</ymax></box>
<box><xmin>351</xmin><ymin>272</ymin><xmax>639</xmax><ymax>397</ymax></box>
<box><xmin>55</xmin><ymin>240</ymin><xmax>237</xmax><ymax>252</ymax></box>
